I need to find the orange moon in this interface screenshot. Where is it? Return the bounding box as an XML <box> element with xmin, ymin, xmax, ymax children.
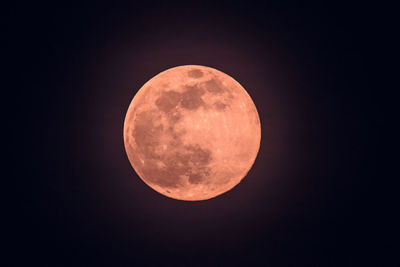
<box><xmin>123</xmin><ymin>65</ymin><xmax>261</xmax><ymax>201</ymax></box>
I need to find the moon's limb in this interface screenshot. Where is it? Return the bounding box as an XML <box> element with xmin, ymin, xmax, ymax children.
<box><xmin>123</xmin><ymin>65</ymin><xmax>261</xmax><ymax>201</ymax></box>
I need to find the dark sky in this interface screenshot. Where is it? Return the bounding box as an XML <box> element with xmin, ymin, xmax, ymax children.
<box><xmin>6</xmin><ymin>1</ymin><xmax>391</xmax><ymax>266</ymax></box>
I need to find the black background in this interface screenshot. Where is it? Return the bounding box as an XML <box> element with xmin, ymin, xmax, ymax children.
<box><xmin>5</xmin><ymin>1</ymin><xmax>391</xmax><ymax>266</ymax></box>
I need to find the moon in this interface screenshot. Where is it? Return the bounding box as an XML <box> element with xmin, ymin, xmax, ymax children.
<box><xmin>123</xmin><ymin>65</ymin><xmax>261</xmax><ymax>201</ymax></box>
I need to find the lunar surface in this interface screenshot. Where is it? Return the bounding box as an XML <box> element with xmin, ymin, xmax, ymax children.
<box><xmin>123</xmin><ymin>65</ymin><xmax>261</xmax><ymax>201</ymax></box>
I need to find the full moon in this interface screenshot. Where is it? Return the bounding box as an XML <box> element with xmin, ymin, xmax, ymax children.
<box><xmin>123</xmin><ymin>65</ymin><xmax>261</xmax><ymax>201</ymax></box>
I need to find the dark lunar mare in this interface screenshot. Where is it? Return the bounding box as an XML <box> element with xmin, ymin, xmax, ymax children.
<box><xmin>187</xmin><ymin>68</ymin><xmax>203</xmax><ymax>78</ymax></box>
<box><xmin>129</xmin><ymin>78</ymin><xmax>221</xmax><ymax>188</ymax></box>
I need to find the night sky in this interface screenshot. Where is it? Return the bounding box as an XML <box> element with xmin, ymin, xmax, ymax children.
<box><xmin>6</xmin><ymin>1</ymin><xmax>390</xmax><ymax>266</ymax></box>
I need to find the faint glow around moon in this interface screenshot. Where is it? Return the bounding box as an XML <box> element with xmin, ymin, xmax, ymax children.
<box><xmin>123</xmin><ymin>65</ymin><xmax>261</xmax><ymax>201</ymax></box>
